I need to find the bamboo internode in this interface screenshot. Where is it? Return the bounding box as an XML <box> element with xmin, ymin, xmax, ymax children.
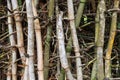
<box><xmin>0</xmin><ymin>0</ymin><xmax>120</xmax><ymax>80</ymax></box>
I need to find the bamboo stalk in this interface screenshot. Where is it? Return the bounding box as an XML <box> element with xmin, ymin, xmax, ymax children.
<box><xmin>105</xmin><ymin>0</ymin><xmax>119</xmax><ymax>79</ymax></box>
<box><xmin>58</xmin><ymin>68</ymin><xmax>65</xmax><ymax>80</ymax></box>
<box><xmin>44</xmin><ymin>0</ymin><xmax>54</xmax><ymax>80</ymax></box>
<box><xmin>56</xmin><ymin>11</ymin><xmax>75</xmax><ymax>80</ymax></box>
<box><xmin>34</xmin><ymin>0</ymin><xmax>39</xmax><ymax>8</ymax></box>
<box><xmin>96</xmin><ymin>0</ymin><xmax>106</xmax><ymax>80</ymax></box>
<box><xmin>32</xmin><ymin>0</ymin><xmax>44</xmax><ymax>80</ymax></box>
<box><xmin>90</xmin><ymin>2</ymin><xmax>100</xmax><ymax>80</ymax></box>
<box><xmin>66</xmin><ymin>0</ymin><xmax>87</xmax><ymax>57</ymax></box>
<box><xmin>11</xmin><ymin>0</ymin><xmax>26</xmax><ymax>64</ymax></box>
<box><xmin>7</xmin><ymin>66</ymin><xmax>11</xmax><ymax>80</ymax></box>
<box><xmin>75</xmin><ymin>0</ymin><xmax>86</xmax><ymax>28</ymax></box>
<box><xmin>7</xmin><ymin>0</ymin><xmax>17</xmax><ymax>80</ymax></box>
<box><xmin>23</xmin><ymin>0</ymin><xmax>35</xmax><ymax>80</ymax></box>
<box><xmin>66</xmin><ymin>0</ymin><xmax>86</xmax><ymax>74</ymax></box>
<box><xmin>55</xmin><ymin>1</ymin><xmax>66</xmax><ymax>79</ymax></box>
<box><xmin>23</xmin><ymin>59</ymin><xmax>29</xmax><ymax>80</ymax></box>
<box><xmin>91</xmin><ymin>61</ymin><xmax>97</xmax><ymax>80</ymax></box>
<box><xmin>67</xmin><ymin>0</ymin><xmax>83</xmax><ymax>80</ymax></box>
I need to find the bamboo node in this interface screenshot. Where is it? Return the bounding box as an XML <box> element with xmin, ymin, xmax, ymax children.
<box><xmin>37</xmin><ymin>69</ymin><xmax>43</xmax><ymax>71</ymax></box>
<box><xmin>15</xmin><ymin>19</ymin><xmax>22</xmax><ymax>22</ymax></box>
<box><xmin>68</xmin><ymin>18</ymin><xmax>74</xmax><ymax>21</ymax></box>
<box><xmin>6</xmin><ymin>73</ymin><xmax>11</xmax><ymax>76</ymax></box>
<box><xmin>34</xmin><ymin>28</ymin><xmax>41</xmax><ymax>30</ymax></box>
<box><xmin>7</xmin><ymin>22</ymin><xmax>13</xmax><ymax>25</ymax></box>
<box><xmin>64</xmin><ymin>66</ymin><xmax>70</xmax><ymax>72</ymax></box>
<box><xmin>104</xmin><ymin>58</ymin><xmax>111</xmax><ymax>60</ymax></box>
<box><xmin>16</xmin><ymin>45</ymin><xmax>24</xmax><ymax>48</ymax></box>
<box><xmin>12</xmin><ymin>74</ymin><xmax>17</xmax><ymax>76</ymax></box>
<box><xmin>25</xmin><ymin>54</ymin><xmax>34</xmax><ymax>58</ymax></box>
<box><xmin>27</xmin><ymin>16</ymin><xmax>34</xmax><ymax>19</ymax></box>
<box><xmin>34</xmin><ymin>16</ymin><xmax>40</xmax><ymax>20</ymax></box>
<box><xmin>74</xmin><ymin>50</ymin><xmax>80</xmax><ymax>53</ymax></box>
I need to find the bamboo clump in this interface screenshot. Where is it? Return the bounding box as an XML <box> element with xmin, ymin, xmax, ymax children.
<box><xmin>0</xmin><ymin>0</ymin><xmax>120</xmax><ymax>80</ymax></box>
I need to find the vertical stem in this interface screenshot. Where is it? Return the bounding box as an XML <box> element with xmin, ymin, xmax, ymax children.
<box><xmin>96</xmin><ymin>0</ymin><xmax>106</xmax><ymax>80</ymax></box>
<box><xmin>75</xmin><ymin>0</ymin><xmax>86</xmax><ymax>28</ymax></box>
<box><xmin>105</xmin><ymin>0</ymin><xmax>119</xmax><ymax>79</ymax></box>
<box><xmin>44</xmin><ymin>0</ymin><xmax>54</xmax><ymax>80</ymax></box>
<box><xmin>11</xmin><ymin>0</ymin><xmax>26</xmax><ymax>64</ymax></box>
<box><xmin>91</xmin><ymin>2</ymin><xmax>100</xmax><ymax>80</ymax></box>
<box><xmin>67</xmin><ymin>0</ymin><xmax>83</xmax><ymax>80</ymax></box>
<box><xmin>56</xmin><ymin>11</ymin><xmax>75</xmax><ymax>80</ymax></box>
<box><xmin>34</xmin><ymin>0</ymin><xmax>40</xmax><ymax>8</ymax></box>
<box><xmin>24</xmin><ymin>0</ymin><xmax>36</xmax><ymax>80</ymax></box>
<box><xmin>32</xmin><ymin>0</ymin><xmax>44</xmax><ymax>80</ymax></box>
<box><xmin>91</xmin><ymin>61</ymin><xmax>97</xmax><ymax>80</ymax></box>
<box><xmin>7</xmin><ymin>0</ymin><xmax>17</xmax><ymax>80</ymax></box>
<box><xmin>7</xmin><ymin>66</ymin><xmax>11</xmax><ymax>80</ymax></box>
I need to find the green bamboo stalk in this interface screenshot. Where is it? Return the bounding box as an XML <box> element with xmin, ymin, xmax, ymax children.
<box><xmin>91</xmin><ymin>61</ymin><xmax>97</xmax><ymax>80</ymax></box>
<box><xmin>105</xmin><ymin>0</ymin><xmax>119</xmax><ymax>79</ymax></box>
<box><xmin>44</xmin><ymin>0</ymin><xmax>54</xmax><ymax>80</ymax></box>
<box><xmin>91</xmin><ymin>3</ymin><xmax>100</xmax><ymax>80</ymax></box>
<box><xmin>75</xmin><ymin>0</ymin><xmax>86</xmax><ymax>28</ymax></box>
<box><xmin>18</xmin><ymin>0</ymin><xmax>22</xmax><ymax>6</ymax></box>
<box><xmin>58</xmin><ymin>68</ymin><xmax>65</xmax><ymax>80</ymax></box>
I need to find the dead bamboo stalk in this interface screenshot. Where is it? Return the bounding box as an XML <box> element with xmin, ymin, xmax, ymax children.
<box><xmin>7</xmin><ymin>0</ymin><xmax>17</xmax><ymax>80</ymax></box>
<box><xmin>105</xmin><ymin>0</ymin><xmax>119</xmax><ymax>79</ymax></box>
<box><xmin>23</xmin><ymin>0</ymin><xmax>36</xmax><ymax>80</ymax></box>
<box><xmin>32</xmin><ymin>0</ymin><xmax>44</xmax><ymax>80</ymax></box>
<box><xmin>96</xmin><ymin>0</ymin><xmax>106</xmax><ymax>80</ymax></box>
<box><xmin>56</xmin><ymin>11</ymin><xmax>75</xmax><ymax>80</ymax></box>
<box><xmin>11</xmin><ymin>0</ymin><xmax>26</xmax><ymax>64</ymax></box>
<box><xmin>67</xmin><ymin>0</ymin><xmax>83</xmax><ymax>80</ymax></box>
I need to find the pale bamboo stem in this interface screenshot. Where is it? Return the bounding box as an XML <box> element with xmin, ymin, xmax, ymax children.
<box><xmin>32</xmin><ymin>0</ymin><xmax>44</xmax><ymax>80</ymax></box>
<box><xmin>56</xmin><ymin>11</ymin><xmax>75</xmax><ymax>80</ymax></box>
<box><xmin>67</xmin><ymin>0</ymin><xmax>83</xmax><ymax>80</ymax></box>
<box><xmin>11</xmin><ymin>0</ymin><xmax>26</xmax><ymax>64</ymax></box>
<box><xmin>7</xmin><ymin>0</ymin><xmax>17</xmax><ymax>80</ymax></box>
